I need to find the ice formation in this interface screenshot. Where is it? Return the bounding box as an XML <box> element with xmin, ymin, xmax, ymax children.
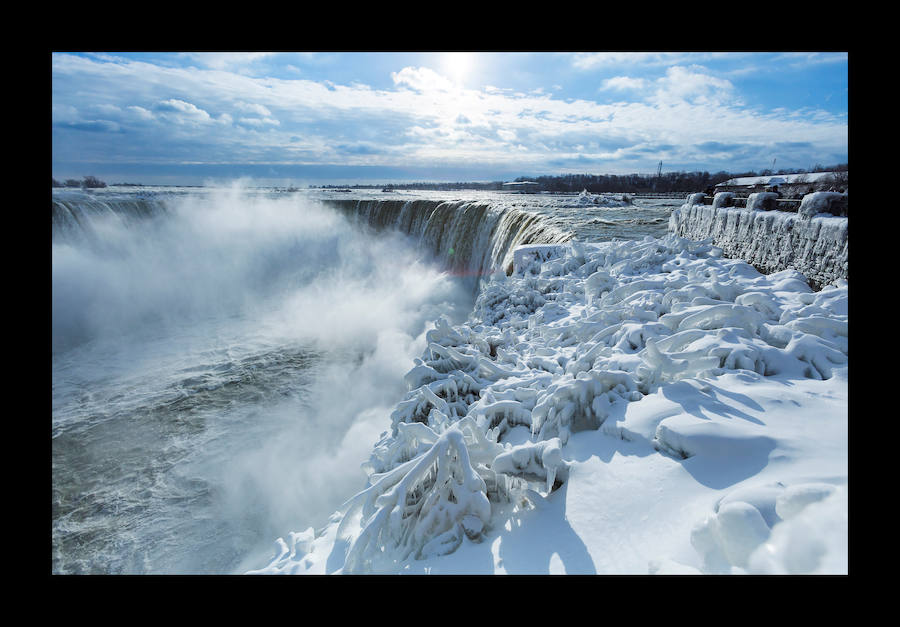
<box><xmin>669</xmin><ymin>193</ymin><xmax>848</xmax><ymax>287</ymax></box>
<box><xmin>324</xmin><ymin>198</ymin><xmax>573</xmax><ymax>288</ymax></box>
<box><xmin>252</xmin><ymin>229</ymin><xmax>848</xmax><ymax>575</ymax></box>
<box><xmin>573</xmin><ymin>189</ymin><xmax>633</xmax><ymax>207</ymax></box>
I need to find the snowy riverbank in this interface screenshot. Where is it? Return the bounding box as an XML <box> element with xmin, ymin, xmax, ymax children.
<box><xmin>250</xmin><ymin>232</ymin><xmax>848</xmax><ymax>575</ymax></box>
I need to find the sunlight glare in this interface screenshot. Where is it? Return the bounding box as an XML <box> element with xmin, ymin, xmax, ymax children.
<box><xmin>442</xmin><ymin>53</ymin><xmax>474</xmax><ymax>86</ymax></box>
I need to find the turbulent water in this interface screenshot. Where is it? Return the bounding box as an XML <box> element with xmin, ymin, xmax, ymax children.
<box><xmin>51</xmin><ymin>185</ymin><xmax>679</xmax><ymax>574</ymax></box>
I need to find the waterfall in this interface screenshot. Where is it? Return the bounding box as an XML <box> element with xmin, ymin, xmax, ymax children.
<box><xmin>52</xmin><ymin>190</ymin><xmax>171</xmax><ymax>243</ymax></box>
<box><xmin>322</xmin><ymin>198</ymin><xmax>574</xmax><ymax>288</ymax></box>
<box><xmin>52</xmin><ymin>192</ymin><xmax>573</xmax><ymax>285</ymax></box>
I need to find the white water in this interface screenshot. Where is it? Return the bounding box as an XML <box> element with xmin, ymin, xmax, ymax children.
<box><xmin>52</xmin><ymin>185</ymin><xmax>481</xmax><ymax>573</ymax></box>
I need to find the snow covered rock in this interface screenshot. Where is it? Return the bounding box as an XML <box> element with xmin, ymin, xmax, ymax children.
<box><xmin>798</xmin><ymin>192</ymin><xmax>847</xmax><ymax>219</ymax></box>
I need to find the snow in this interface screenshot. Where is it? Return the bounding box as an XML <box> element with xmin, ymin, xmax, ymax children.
<box><xmin>248</xmin><ymin>231</ymin><xmax>848</xmax><ymax>576</ymax></box>
<box><xmin>798</xmin><ymin>191</ymin><xmax>847</xmax><ymax>219</ymax></box>
<box><xmin>716</xmin><ymin>171</ymin><xmax>844</xmax><ymax>188</ymax></box>
<box><xmin>669</xmin><ymin>195</ymin><xmax>848</xmax><ymax>287</ymax></box>
<box><xmin>573</xmin><ymin>189</ymin><xmax>633</xmax><ymax>207</ymax></box>
<box><xmin>746</xmin><ymin>191</ymin><xmax>779</xmax><ymax>212</ymax></box>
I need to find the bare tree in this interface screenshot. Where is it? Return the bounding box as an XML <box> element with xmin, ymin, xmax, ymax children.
<box><xmin>82</xmin><ymin>176</ymin><xmax>107</xmax><ymax>188</ymax></box>
<box><xmin>828</xmin><ymin>171</ymin><xmax>848</xmax><ymax>190</ymax></box>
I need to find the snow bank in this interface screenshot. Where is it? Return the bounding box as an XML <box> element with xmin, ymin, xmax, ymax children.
<box><xmin>669</xmin><ymin>193</ymin><xmax>848</xmax><ymax>287</ymax></box>
<box><xmin>250</xmin><ymin>233</ymin><xmax>847</xmax><ymax>575</ymax></box>
<box><xmin>691</xmin><ymin>482</ymin><xmax>847</xmax><ymax>573</ymax></box>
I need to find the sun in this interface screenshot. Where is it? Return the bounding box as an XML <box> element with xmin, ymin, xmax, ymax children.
<box><xmin>441</xmin><ymin>53</ymin><xmax>474</xmax><ymax>86</ymax></box>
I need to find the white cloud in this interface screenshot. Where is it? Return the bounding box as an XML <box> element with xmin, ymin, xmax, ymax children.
<box><xmin>391</xmin><ymin>66</ymin><xmax>456</xmax><ymax>92</ymax></box>
<box><xmin>126</xmin><ymin>105</ymin><xmax>155</xmax><ymax>121</ymax></box>
<box><xmin>653</xmin><ymin>66</ymin><xmax>735</xmax><ymax>105</ymax></box>
<box><xmin>52</xmin><ymin>103</ymin><xmax>79</xmax><ymax>124</ymax></box>
<box><xmin>235</xmin><ymin>102</ymin><xmax>274</xmax><ymax>117</ymax></box>
<box><xmin>572</xmin><ymin>52</ymin><xmax>695</xmax><ymax>70</ymax></box>
<box><xmin>91</xmin><ymin>103</ymin><xmax>122</xmax><ymax>116</ymax></box>
<box><xmin>776</xmin><ymin>52</ymin><xmax>848</xmax><ymax>69</ymax></box>
<box><xmin>180</xmin><ymin>52</ymin><xmax>277</xmax><ymax>71</ymax></box>
<box><xmin>600</xmin><ymin>76</ymin><xmax>648</xmax><ymax>91</ymax></box>
<box><xmin>237</xmin><ymin>117</ymin><xmax>280</xmax><ymax>127</ymax></box>
<box><xmin>51</xmin><ymin>53</ymin><xmax>847</xmax><ymax>176</ymax></box>
<box><xmin>155</xmin><ymin>99</ymin><xmax>213</xmax><ymax>124</ymax></box>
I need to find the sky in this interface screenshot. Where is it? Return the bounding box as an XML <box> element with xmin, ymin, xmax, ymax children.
<box><xmin>51</xmin><ymin>52</ymin><xmax>848</xmax><ymax>186</ymax></box>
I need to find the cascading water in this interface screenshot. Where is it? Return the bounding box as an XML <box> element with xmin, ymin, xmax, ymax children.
<box><xmin>52</xmin><ymin>190</ymin><xmax>172</xmax><ymax>244</ymax></box>
<box><xmin>324</xmin><ymin>198</ymin><xmax>574</xmax><ymax>291</ymax></box>
<box><xmin>51</xmin><ymin>186</ymin><xmax>577</xmax><ymax>574</ymax></box>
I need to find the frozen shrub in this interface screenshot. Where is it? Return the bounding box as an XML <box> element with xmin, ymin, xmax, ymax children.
<box><xmin>491</xmin><ymin>437</ymin><xmax>568</xmax><ymax>493</ymax></box>
<box><xmin>531</xmin><ymin>369</ymin><xmax>640</xmax><ymax>443</ymax></box>
<box><xmin>338</xmin><ymin>425</ymin><xmax>493</xmax><ymax>573</ymax></box>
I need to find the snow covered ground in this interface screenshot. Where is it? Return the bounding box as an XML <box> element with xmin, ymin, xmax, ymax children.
<box><xmin>249</xmin><ymin>233</ymin><xmax>848</xmax><ymax>575</ymax></box>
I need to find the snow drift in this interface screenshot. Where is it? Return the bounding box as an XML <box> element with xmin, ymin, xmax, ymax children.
<box><xmin>251</xmin><ymin>232</ymin><xmax>848</xmax><ymax>575</ymax></box>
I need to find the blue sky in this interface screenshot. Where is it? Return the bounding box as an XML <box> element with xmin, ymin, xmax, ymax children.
<box><xmin>51</xmin><ymin>52</ymin><xmax>848</xmax><ymax>186</ymax></box>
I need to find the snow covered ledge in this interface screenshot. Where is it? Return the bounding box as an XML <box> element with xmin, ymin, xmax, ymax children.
<box><xmin>669</xmin><ymin>192</ymin><xmax>848</xmax><ymax>288</ymax></box>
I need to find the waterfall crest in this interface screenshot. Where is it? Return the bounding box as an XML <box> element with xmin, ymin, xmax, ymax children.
<box><xmin>323</xmin><ymin>198</ymin><xmax>574</xmax><ymax>286</ymax></box>
<box><xmin>52</xmin><ymin>191</ymin><xmax>170</xmax><ymax>243</ymax></box>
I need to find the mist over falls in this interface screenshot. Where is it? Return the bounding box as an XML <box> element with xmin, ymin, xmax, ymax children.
<box><xmin>52</xmin><ymin>188</ymin><xmax>489</xmax><ymax>573</ymax></box>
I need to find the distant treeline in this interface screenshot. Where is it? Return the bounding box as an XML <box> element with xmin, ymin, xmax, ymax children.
<box><xmin>52</xmin><ymin>176</ymin><xmax>107</xmax><ymax>189</ymax></box>
<box><xmin>316</xmin><ymin>181</ymin><xmax>509</xmax><ymax>191</ymax></box>
<box><xmin>320</xmin><ymin>163</ymin><xmax>849</xmax><ymax>193</ymax></box>
<box><xmin>521</xmin><ymin>163</ymin><xmax>848</xmax><ymax>194</ymax></box>
<box><xmin>54</xmin><ymin>162</ymin><xmax>849</xmax><ymax>193</ymax></box>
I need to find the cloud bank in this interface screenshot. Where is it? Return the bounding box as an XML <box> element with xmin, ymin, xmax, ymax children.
<box><xmin>51</xmin><ymin>52</ymin><xmax>848</xmax><ymax>184</ymax></box>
